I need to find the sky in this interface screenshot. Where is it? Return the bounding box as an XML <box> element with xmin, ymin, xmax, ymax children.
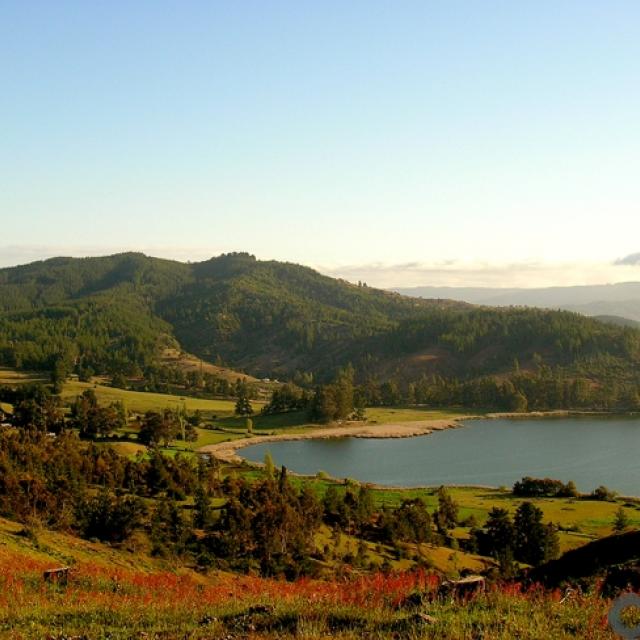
<box><xmin>1</xmin><ymin>1</ymin><xmax>640</xmax><ymax>287</ymax></box>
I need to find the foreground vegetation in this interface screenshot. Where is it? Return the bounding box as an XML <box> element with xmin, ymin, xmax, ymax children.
<box><xmin>0</xmin><ymin>516</ymin><xmax>623</xmax><ymax>639</ymax></box>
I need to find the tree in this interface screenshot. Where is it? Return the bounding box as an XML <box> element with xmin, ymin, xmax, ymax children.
<box><xmin>384</xmin><ymin>498</ymin><xmax>433</xmax><ymax>543</ymax></box>
<box><xmin>309</xmin><ymin>386</ymin><xmax>338</xmax><ymax>422</ymax></box>
<box><xmin>380</xmin><ymin>381</ymin><xmax>401</xmax><ymax>406</ymax></box>
<box><xmin>139</xmin><ymin>409</ymin><xmax>179</xmax><ymax>446</ymax></box>
<box><xmin>613</xmin><ymin>506</ymin><xmax>630</xmax><ymax>533</ymax></box>
<box><xmin>562</xmin><ymin>480</ymin><xmax>579</xmax><ymax>498</ymax></box>
<box><xmin>70</xmin><ymin>390</ymin><xmax>122</xmax><ymax>439</ymax></box>
<box><xmin>496</xmin><ymin>546</ymin><xmax>517</xmax><ymax>579</ymax></box>
<box><xmin>510</xmin><ymin>391</ymin><xmax>528</xmax><ymax>413</ymax></box>
<box><xmin>145</xmin><ymin>449</ymin><xmax>171</xmax><ymax>494</ymax></box>
<box><xmin>50</xmin><ymin>356</ymin><xmax>69</xmax><ymax>395</ymax></box>
<box><xmin>209</xmin><ymin>472</ymin><xmax>321</xmax><ymax>577</ymax></box>
<box><xmin>188</xmin><ymin>410</ymin><xmax>203</xmax><ymax>427</ymax></box>
<box><xmin>322</xmin><ymin>484</ymin><xmax>342</xmax><ymax>524</ymax></box>
<box><xmin>193</xmin><ymin>483</ymin><xmax>212</xmax><ymax>529</ymax></box>
<box><xmin>435</xmin><ymin>486</ymin><xmax>458</xmax><ymax>533</ymax></box>
<box><xmin>80</xmin><ymin>488</ymin><xmax>146</xmax><ymax>543</ymax></box>
<box><xmin>235</xmin><ymin>394</ymin><xmax>253</xmax><ymax>416</ymax></box>
<box><xmin>264</xmin><ymin>452</ymin><xmax>275</xmax><ymax>478</ymax></box>
<box><xmin>592</xmin><ymin>485</ymin><xmax>617</xmax><ymax>501</ymax></box>
<box><xmin>111</xmin><ymin>372</ymin><xmax>128</xmax><ymax>389</ymax></box>
<box><xmin>139</xmin><ymin>411</ymin><xmax>164</xmax><ymax>445</ymax></box>
<box><xmin>151</xmin><ymin>498</ymin><xmax>190</xmax><ymax>557</ymax></box>
<box><xmin>514</xmin><ymin>501</ymin><xmax>559</xmax><ymax>566</ymax></box>
<box><xmin>334</xmin><ymin>366</ymin><xmax>355</xmax><ymax>418</ymax></box>
<box><xmin>14</xmin><ymin>386</ymin><xmax>64</xmax><ymax>434</ymax></box>
<box><xmin>262</xmin><ymin>383</ymin><xmax>306</xmax><ymax>414</ymax></box>
<box><xmin>479</xmin><ymin>507</ymin><xmax>515</xmax><ymax>560</ymax></box>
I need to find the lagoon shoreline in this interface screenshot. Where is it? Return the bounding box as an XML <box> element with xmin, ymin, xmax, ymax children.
<box><xmin>198</xmin><ymin>409</ymin><xmax>614</xmax><ymax>465</ymax></box>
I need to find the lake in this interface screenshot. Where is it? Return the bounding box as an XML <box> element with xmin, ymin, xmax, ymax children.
<box><xmin>241</xmin><ymin>416</ymin><xmax>640</xmax><ymax>495</ymax></box>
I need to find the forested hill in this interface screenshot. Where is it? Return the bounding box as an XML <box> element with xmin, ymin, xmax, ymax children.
<box><xmin>1</xmin><ymin>252</ymin><xmax>639</xmax><ymax>389</ymax></box>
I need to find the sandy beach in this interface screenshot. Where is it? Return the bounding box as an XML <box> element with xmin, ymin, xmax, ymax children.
<box><xmin>198</xmin><ymin>417</ymin><xmax>467</xmax><ymax>463</ymax></box>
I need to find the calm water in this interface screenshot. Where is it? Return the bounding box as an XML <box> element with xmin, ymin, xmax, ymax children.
<box><xmin>242</xmin><ymin>417</ymin><xmax>640</xmax><ymax>495</ymax></box>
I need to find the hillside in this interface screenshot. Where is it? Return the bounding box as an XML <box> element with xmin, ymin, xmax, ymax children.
<box><xmin>0</xmin><ymin>514</ymin><xmax>618</xmax><ymax>640</ymax></box>
<box><xmin>0</xmin><ymin>253</ymin><xmax>639</xmax><ymax>389</ymax></box>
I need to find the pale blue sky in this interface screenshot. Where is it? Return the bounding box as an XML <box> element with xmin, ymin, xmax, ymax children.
<box><xmin>1</xmin><ymin>1</ymin><xmax>639</xmax><ymax>285</ymax></box>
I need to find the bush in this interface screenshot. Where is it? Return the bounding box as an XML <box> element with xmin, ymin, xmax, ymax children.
<box><xmin>591</xmin><ymin>485</ymin><xmax>617</xmax><ymax>501</ymax></box>
<box><xmin>513</xmin><ymin>476</ymin><xmax>578</xmax><ymax>498</ymax></box>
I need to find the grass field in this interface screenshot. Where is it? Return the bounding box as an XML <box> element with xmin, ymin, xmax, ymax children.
<box><xmin>0</xmin><ymin>367</ymin><xmax>46</xmax><ymax>385</ymax></box>
<box><xmin>61</xmin><ymin>380</ymin><xmax>245</xmax><ymax>416</ymax></box>
<box><xmin>312</xmin><ymin>523</ymin><xmax>490</xmax><ymax>576</ymax></box>
<box><xmin>364</xmin><ymin>406</ymin><xmax>477</xmax><ymax>424</ymax></box>
<box><xmin>218</xmin><ymin>409</ymin><xmax>314</xmax><ymax>431</ymax></box>
<box><xmin>285</xmin><ymin>477</ymin><xmax>640</xmax><ymax>555</ymax></box>
<box><xmin>0</xmin><ymin>366</ymin><xmax>263</xmax><ymax>417</ymax></box>
<box><xmin>217</xmin><ymin>406</ymin><xmax>468</xmax><ymax>432</ymax></box>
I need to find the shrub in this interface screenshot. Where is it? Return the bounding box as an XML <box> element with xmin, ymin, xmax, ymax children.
<box><xmin>591</xmin><ymin>485</ymin><xmax>617</xmax><ymax>501</ymax></box>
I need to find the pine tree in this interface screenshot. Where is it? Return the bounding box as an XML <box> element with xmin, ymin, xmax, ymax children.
<box><xmin>483</xmin><ymin>507</ymin><xmax>515</xmax><ymax>559</ymax></box>
<box><xmin>613</xmin><ymin>506</ymin><xmax>630</xmax><ymax>533</ymax></box>
<box><xmin>514</xmin><ymin>501</ymin><xmax>559</xmax><ymax>566</ymax></box>
<box><xmin>235</xmin><ymin>394</ymin><xmax>253</xmax><ymax>416</ymax></box>
<box><xmin>193</xmin><ymin>484</ymin><xmax>212</xmax><ymax>529</ymax></box>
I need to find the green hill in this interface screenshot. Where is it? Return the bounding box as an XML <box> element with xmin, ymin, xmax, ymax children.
<box><xmin>0</xmin><ymin>252</ymin><xmax>639</xmax><ymax>389</ymax></box>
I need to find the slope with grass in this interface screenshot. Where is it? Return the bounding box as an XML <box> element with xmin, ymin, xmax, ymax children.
<box><xmin>61</xmin><ymin>379</ymin><xmax>242</xmax><ymax>416</ymax></box>
<box><xmin>0</xmin><ymin>515</ymin><xmax>621</xmax><ymax>639</ymax></box>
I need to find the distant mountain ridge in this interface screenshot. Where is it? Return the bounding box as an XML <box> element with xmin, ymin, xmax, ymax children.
<box><xmin>594</xmin><ymin>315</ymin><xmax>640</xmax><ymax>329</ymax></box>
<box><xmin>0</xmin><ymin>253</ymin><xmax>639</xmax><ymax>387</ymax></box>
<box><xmin>393</xmin><ymin>283</ymin><xmax>640</xmax><ymax>322</ymax></box>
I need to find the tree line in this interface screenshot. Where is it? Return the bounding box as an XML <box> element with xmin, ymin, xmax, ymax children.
<box><xmin>259</xmin><ymin>365</ymin><xmax>640</xmax><ymax>424</ymax></box>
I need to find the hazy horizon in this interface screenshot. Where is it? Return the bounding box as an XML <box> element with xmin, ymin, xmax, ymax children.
<box><xmin>1</xmin><ymin>246</ymin><xmax>640</xmax><ymax>290</ymax></box>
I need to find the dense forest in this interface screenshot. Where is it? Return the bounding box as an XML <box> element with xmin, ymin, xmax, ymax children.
<box><xmin>1</xmin><ymin>252</ymin><xmax>639</xmax><ymax>410</ymax></box>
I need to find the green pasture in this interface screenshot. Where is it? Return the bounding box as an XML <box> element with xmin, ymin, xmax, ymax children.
<box><xmin>61</xmin><ymin>380</ymin><xmax>245</xmax><ymax>416</ymax></box>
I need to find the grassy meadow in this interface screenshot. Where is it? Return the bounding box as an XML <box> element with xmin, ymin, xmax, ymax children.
<box><xmin>284</xmin><ymin>478</ymin><xmax>640</xmax><ymax>557</ymax></box>
<box><xmin>61</xmin><ymin>379</ymin><xmax>245</xmax><ymax>416</ymax></box>
<box><xmin>0</xmin><ymin>367</ymin><xmax>47</xmax><ymax>385</ymax></box>
<box><xmin>364</xmin><ymin>406</ymin><xmax>478</xmax><ymax>424</ymax></box>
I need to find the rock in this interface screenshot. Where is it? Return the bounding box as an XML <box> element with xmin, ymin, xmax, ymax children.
<box><xmin>414</xmin><ymin>612</ymin><xmax>438</xmax><ymax>625</ymax></box>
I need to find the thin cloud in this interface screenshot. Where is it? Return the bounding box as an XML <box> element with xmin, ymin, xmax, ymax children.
<box><xmin>320</xmin><ymin>260</ymin><xmax>640</xmax><ymax>289</ymax></box>
<box><xmin>615</xmin><ymin>252</ymin><xmax>640</xmax><ymax>266</ymax></box>
<box><xmin>3</xmin><ymin>246</ymin><xmax>640</xmax><ymax>289</ymax></box>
